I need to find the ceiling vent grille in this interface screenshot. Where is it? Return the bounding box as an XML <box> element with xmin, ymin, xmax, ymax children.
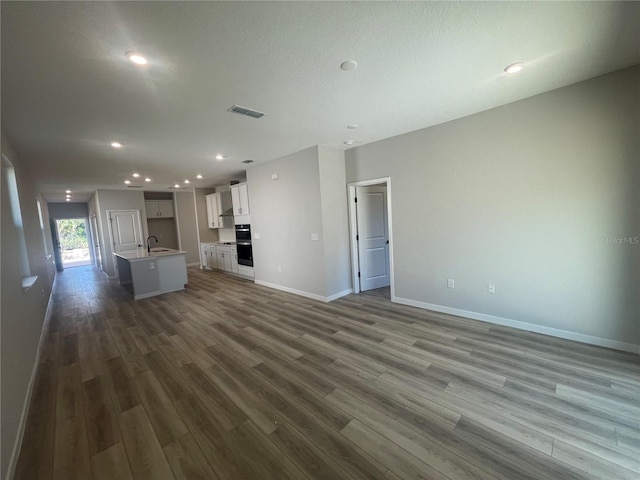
<box><xmin>126</xmin><ymin>185</ymin><xmax>143</xmax><ymax>188</ymax></box>
<box><xmin>227</xmin><ymin>104</ymin><xmax>265</xmax><ymax>119</ymax></box>
<box><xmin>241</xmin><ymin>159</ymin><xmax>254</xmax><ymax>164</ymax></box>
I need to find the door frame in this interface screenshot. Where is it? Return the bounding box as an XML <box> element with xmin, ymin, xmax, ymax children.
<box><xmin>54</xmin><ymin>217</ymin><xmax>92</xmax><ymax>269</ymax></box>
<box><xmin>347</xmin><ymin>177</ymin><xmax>395</xmax><ymax>297</ymax></box>
<box><xmin>89</xmin><ymin>213</ymin><xmax>102</xmax><ymax>271</ymax></box>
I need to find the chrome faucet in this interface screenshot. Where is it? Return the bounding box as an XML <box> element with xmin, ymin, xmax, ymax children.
<box><xmin>147</xmin><ymin>235</ymin><xmax>158</xmax><ymax>252</ymax></box>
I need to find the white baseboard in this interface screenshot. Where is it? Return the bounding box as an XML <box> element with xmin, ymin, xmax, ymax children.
<box><xmin>326</xmin><ymin>288</ymin><xmax>353</xmax><ymax>302</ymax></box>
<box><xmin>186</xmin><ymin>262</ymin><xmax>200</xmax><ymax>267</ymax></box>
<box><xmin>255</xmin><ymin>280</ymin><xmax>351</xmax><ymax>303</ymax></box>
<box><xmin>392</xmin><ymin>296</ymin><xmax>639</xmax><ymax>354</ymax></box>
<box><xmin>5</xmin><ymin>286</ymin><xmax>55</xmax><ymax>480</ymax></box>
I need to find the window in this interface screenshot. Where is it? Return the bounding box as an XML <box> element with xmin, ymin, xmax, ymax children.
<box><xmin>2</xmin><ymin>154</ymin><xmax>34</xmax><ymax>286</ymax></box>
<box><xmin>36</xmin><ymin>196</ymin><xmax>49</xmax><ymax>256</ymax></box>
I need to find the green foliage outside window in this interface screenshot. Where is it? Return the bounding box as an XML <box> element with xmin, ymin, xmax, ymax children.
<box><xmin>57</xmin><ymin>219</ymin><xmax>88</xmax><ymax>250</ymax></box>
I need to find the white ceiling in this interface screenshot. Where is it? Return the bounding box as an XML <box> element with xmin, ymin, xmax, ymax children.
<box><xmin>2</xmin><ymin>1</ymin><xmax>639</xmax><ymax>203</ymax></box>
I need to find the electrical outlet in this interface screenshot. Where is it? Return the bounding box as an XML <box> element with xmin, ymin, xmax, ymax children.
<box><xmin>255</xmin><ymin>233</ymin><xmax>261</xmax><ymax>239</ymax></box>
<box><xmin>277</xmin><ymin>265</ymin><xmax>281</xmax><ymax>272</ymax></box>
<box><xmin>488</xmin><ymin>283</ymin><xmax>495</xmax><ymax>294</ymax></box>
<box><xmin>447</xmin><ymin>279</ymin><xmax>455</xmax><ymax>288</ymax></box>
<box><xmin>150</xmin><ymin>263</ymin><xmax>155</xmax><ymax>270</ymax></box>
<box><xmin>311</xmin><ymin>233</ymin><xmax>319</xmax><ymax>241</ymax></box>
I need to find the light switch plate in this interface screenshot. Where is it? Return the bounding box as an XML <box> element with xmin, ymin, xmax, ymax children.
<box><xmin>255</xmin><ymin>233</ymin><xmax>261</xmax><ymax>239</ymax></box>
<box><xmin>311</xmin><ymin>233</ymin><xmax>319</xmax><ymax>241</ymax></box>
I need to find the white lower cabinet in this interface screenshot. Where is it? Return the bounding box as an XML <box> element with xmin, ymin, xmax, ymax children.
<box><xmin>207</xmin><ymin>248</ymin><xmax>218</xmax><ymax>269</ymax></box>
<box><xmin>200</xmin><ymin>244</ymin><xmax>209</xmax><ymax>268</ymax></box>
<box><xmin>215</xmin><ymin>245</ymin><xmax>237</xmax><ymax>273</ymax></box>
<box><xmin>201</xmin><ymin>243</ymin><xmax>238</xmax><ymax>274</ymax></box>
<box><xmin>200</xmin><ymin>244</ymin><xmax>218</xmax><ymax>269</ymax></box>
<box><xmin>231</xmin><ymin>251</ymin><xmax>239</xmax><ymax>274</ymax></box>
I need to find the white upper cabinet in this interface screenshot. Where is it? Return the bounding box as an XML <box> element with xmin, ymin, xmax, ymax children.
<box><xmin>205</xmin><ymin>191</ymin><xmax>233</xmax><ymax>229</ymax></box>
<box><xmin>145</xmin><ymin>200</ymin><xmax>175</xmax><ymax>218</ymax></box>
<box><xmin>231</xmin><ymin>183</ymin><xmax>250</xmax><ymax>216</ymax></box>
<box><xmin>205</xmin><ymin>193</ymin><xmax>222</xmax><ymax>228</ymax></box>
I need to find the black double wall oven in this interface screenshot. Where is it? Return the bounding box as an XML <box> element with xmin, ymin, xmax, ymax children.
<box><xmin>235</xmin><ymin>224</ymin><xmax>253</xmax><ymax>267</ymax></box>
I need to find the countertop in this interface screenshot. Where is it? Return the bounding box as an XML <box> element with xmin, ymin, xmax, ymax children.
<box><xmin>113</xmin><ymin>248</ymin><xmax>187</xmax><ymax>262</ymax></box>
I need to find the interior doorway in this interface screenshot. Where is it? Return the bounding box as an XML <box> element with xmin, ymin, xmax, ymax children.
<box><xmin>348</xmin><ymin>177</ymin><xmax>394</xmax><ymax>299</ymax></box>
<box><xmin>55</xmin><ymin>218</ymin><xmax>91</xmax><ymax>268</ymax></box>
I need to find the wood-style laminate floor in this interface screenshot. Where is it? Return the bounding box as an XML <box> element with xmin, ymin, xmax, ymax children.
<box><xmin>14</xmin><ymin>265</ymin><xmax>640</xmax><ymax>480</ymax></box>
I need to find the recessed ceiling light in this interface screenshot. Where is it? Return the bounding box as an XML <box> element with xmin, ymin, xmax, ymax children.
<box><xmin>184</xmin><ymin>179</ymin><xmax>190</xmax><ymax>184</ymax></box>
<box><xmin>124</xmin><ymin>180</ymin><xmax>131</xmax><ymax>184</ymax></box>
<box><xmin>145</xmin><ymin>177</ymin><xmax>151</xmax><ymax>182</ymax></box>
<box><xmin>504</xmin><ymin>62</ymin><xmax>524</xmax><ymax>74</ymax></box>
<box><xmin>344</xmin><ymin>140</ymin><xmax>354</xmax><ymax>145</ymax></box>
<box><xmin>111</xmin><ymin>141</ymin><xmax>123</xmax><ymax>149</ymax></box>
<box><xmin>196</xmin><ymin>174</ymin><xmax>203</xmax><ymax>179</ymax></box>
<box><xmin>215</xmin><ymin>154</ymin><xmax>224</xmax><ymax>160</ymax></box>
<box><xmin>66</xmin><ymin>198</ymin><xmax>71</xmax><ymax>202</ymax></box>
<box><xmin>65</xmin><ymin>189</ymin><xmax>71</xmax><ymax>193</ymax></box>
<box><xmin>340</xmin><ymin>60</ymin><xmax>358</xmax><ymax>71</ymax></box>
<box><xmin>66</xmin><ymin>194</ymin><xmax>71</xmax><ymax>198</ymax></box>
<box><xmin>347</xmin><ymin>124</ymin><xmax>358</xmax><ymax>130</ymax></box>
<box><xmin>125</xmin><ymin>51</ymin><xmax>147</xmax><ymax>65</ymax></box>
<box><xmin>174</xmin><ymin>184</ymin><xmax>180</xmax><ymax>188</ymax></box>
<box><xmin>133</xmin><ymin>173</ymin><xmax>141</xmax><ymax>178</ymax></box>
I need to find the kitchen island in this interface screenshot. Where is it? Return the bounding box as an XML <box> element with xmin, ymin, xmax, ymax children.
<box><xmin>114</xmin><ymin>248</ymin><xmax>188</xmax><ymax>300</ymax></box>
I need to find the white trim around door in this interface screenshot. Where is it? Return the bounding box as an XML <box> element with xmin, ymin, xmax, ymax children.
<box><xmin>347</xmin><ymin>177</ymin><xmax>395</xmax><ymax>298</ymax></box>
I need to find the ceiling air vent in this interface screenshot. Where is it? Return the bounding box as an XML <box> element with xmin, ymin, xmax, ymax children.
<box><xmin>126</xmin><ymin>185</ymin><xmax>143</xmax><ymax>188</ymax></box>
<box><xmin>241</xmin><ymin>159</ymin><xmax>254</xmax><ymax>164</ymax></box>
<box><xmin>227</xmin><ymin>104</ymin><xmax>265</xmax><ymax>119</ymax></box>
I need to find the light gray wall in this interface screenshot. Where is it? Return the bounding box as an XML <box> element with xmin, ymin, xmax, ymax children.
<box><xmin>346</xmin><ymin>66</ymin><xmax>640</xmax><ymax>347</ymax></box>
<box><xmin>194</xmin><ymin>188</ymin><xmax>219</xmax><ymax>243</ymax></box>
<box><xmin>247</xmin><ymin>147</ymin><xmax>327</xmax><ymax>296</ymax></box>
<box><xmin>47</xmin><ymin>202</ymin><xmax>89</xmax><ymax>219</ymax></box>
<box><xmin>147</xmin><ymin>218</ymin><xmax>179</xmax><ymax>250</ymax></box>
<box><xmin>1</xmin><ymin>135</ymin><xmax>55</xmax><ymax>479</ymax></box>
<box><xmin>95</xmin><ymin>189</ymin><xmax>148</xmax><ymax>277</ymax></box>
<box><xmin>247</xmin><ymin>146</ymin><xmax>352</xmax><ymax>299</ymax></box>
<box><xmin>318</xmin><ymin>146</ymin><xmax>351</xmax><ymax>297</ymax></box>
<box><xmin>174</xmin><ymin>191</ymin><xmax>200</xmax><ymax>265</ymax></box>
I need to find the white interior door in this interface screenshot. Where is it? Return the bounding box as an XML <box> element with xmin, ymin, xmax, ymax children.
<box><xmin>109</xmin><ymin>209</ymin><xmax>143</xmax><ymax>254</ymax></box>
<box><xmin>356</xmin><ymin>185</ymin><xmax>390</xmax><ymax>291</ymax></box>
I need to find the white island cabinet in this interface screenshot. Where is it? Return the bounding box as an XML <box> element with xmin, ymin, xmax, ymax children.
<box><xmin>114</xmin><ymin>248</ymin><xmax>187</xmax><ymax>300</ymax></box>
